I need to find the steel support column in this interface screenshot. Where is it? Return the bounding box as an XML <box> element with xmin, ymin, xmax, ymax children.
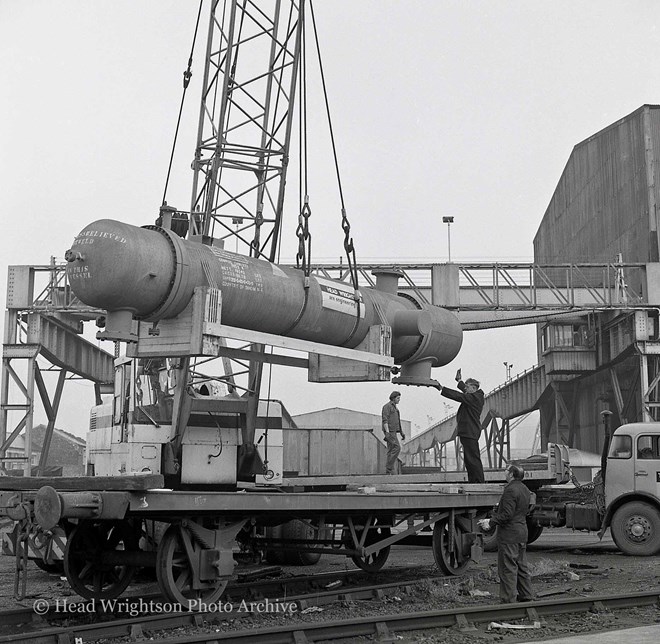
<box><xmin>0</xmin><ymin>349</ymin><xmax>38</xmax><ymax>475</ymax></box>
<box><xmin>35</xmin><ymin>367</ymin><xmax>67</xmax><ymax>476</ymax></box>
<box><xmin>609</xmin><ymin>366</ymin><xmax>629</xmax><ymax>424</ymax></box>
<box><xmin>639</xmin><ymin>351</ymin><xmax>660</xmax><ymax>422</ymax></box>
<box><xmin>640</xmin><ymin>353</ymin><xmax>653</xmax><ymax>422</ymax></box>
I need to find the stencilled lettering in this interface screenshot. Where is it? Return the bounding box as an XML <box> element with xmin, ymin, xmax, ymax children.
<box><xmin>75</xmin><ymin>230</ymin><xmax>127</xmax><ymax>244</ymax></box>
<box><xmin>218</xmin><ymin>258</ymin><xmax>264</xmax><ymax>293</ymax></box>
<box><xmin>69</xmin><ymin>265</ymin><xmax>92</xmax><ymax>280</ymax></box>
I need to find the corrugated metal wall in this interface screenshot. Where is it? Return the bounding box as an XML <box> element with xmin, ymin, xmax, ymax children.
<box><xmin>534</xmin><ymin>105</ymin><xmax>659</xmax><ymax>265</ymax></box>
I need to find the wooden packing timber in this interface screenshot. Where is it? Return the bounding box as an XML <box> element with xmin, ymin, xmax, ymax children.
<box><xmin>0</xmin><ymin>474</ymin><xmax>164</xmax><ymax>491</ymax></box>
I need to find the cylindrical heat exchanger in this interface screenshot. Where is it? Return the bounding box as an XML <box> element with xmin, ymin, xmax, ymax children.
<box><xmin>65</xmin><ymin>219</ymin><xmax>462</xmax><ymax>377</ymax></box>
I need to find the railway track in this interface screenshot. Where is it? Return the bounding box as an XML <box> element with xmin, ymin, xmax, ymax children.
<box><xmin>1</xmin><ymin>576</ymin><xmax>429</xmax><ymax>643</ymax></box>
<box><xmin>0</xmin><ymin>566</ymin><xmax>433</xmax><ymax>635</ymax></box>
<box><xmin>2</xmin><ymin>579</ymin><xmax>659</xmax><ymax>644</ymax></box>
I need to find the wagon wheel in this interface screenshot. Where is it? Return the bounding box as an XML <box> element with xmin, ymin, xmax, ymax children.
<box><xmin>156</xmin><ymin>524</ymin><xmax>229</xmax><ymax>605</ymax></box>
<box><xmin>349</xmin><ymin>524</ymin><xmax>391</xmax><ymax>573</ymax></box>
<box><xmin>480</xmin><ymin>526</ymin><xmax>498</xmax><ymax>552</ymax></box>
<box><xmin>432</xmin><ymin>517</ymin><xmax>471</xmax><ymax>576</ymax></box>
<box><xmin>64</xmin><ymin>520</ymin><xmax>139</xmax><ymax>600</ymax></box>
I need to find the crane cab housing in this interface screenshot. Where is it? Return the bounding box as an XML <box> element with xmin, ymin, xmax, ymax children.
<box><xmin>86</xmin><ymin>356</ymin><xmax>283</xmax><ymax>486</ymax></box>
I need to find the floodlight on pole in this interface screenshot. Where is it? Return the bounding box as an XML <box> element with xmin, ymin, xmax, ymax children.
<box><xmin>232</xmin><ymin>216</ymin><xmax>244</xmax><ymax>252</ymax></box>
<box><xmin>442</xmin><ymin>216</ymin><xmax>454</xmax><ymax>262</ymax></box>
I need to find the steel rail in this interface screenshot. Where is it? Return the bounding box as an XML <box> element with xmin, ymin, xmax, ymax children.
<box><xmin>0</xmin><ymin>566</ymin><xmax>433</xmax><ymax>635</ymax></box>
<box><xmin>3</xmin><ymin>586</ymin><xmax>660</xmax><ymax>644</ymax></box>
<box><xmin>171</xmin><ymin>591</ymin><xmax>660</xmax><ymax>643</ymax></box>
<box><xmin>0</xmin><ymin>576</ymin><xmax>433</xmax><ymax>644</ymax></box>
<box><xmin>10</xmin><ymin>589</ymin><xmax>656</xmax><ymax>644</ymax></box>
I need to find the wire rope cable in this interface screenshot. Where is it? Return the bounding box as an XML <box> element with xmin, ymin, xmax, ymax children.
<box><xmin>161</xmin><ymin>0</ymin><xmax>205</xmax><ymax>207</ymax></box>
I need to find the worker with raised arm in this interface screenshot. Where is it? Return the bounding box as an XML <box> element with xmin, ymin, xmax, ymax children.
<box><xmin>382</xmin><ymin>391</ymin><xmax>405</xmax><ymax>475</ymax></box>
<box><xmin>434</xmin><ymin>369</ymin><xmax>485</xmax><ymax>483</ymax></box>
<box><xmin>478</xmin><ymin>464</ymin><xmax>535</xmax><ymax>604</ymax></box>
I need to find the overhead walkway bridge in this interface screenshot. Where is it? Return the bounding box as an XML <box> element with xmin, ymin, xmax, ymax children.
<box><xmin>308</xmin><ymin>261</ymin><xmax>655</xmax><ymax>328</ymax></box>
<box><xmin>10</xmin><ymin>259</ymin><xmax>653</xmax><ymax>320</ymax></box>
<box><xmin>399</xmin><ymin>365</ymin><xmax>549</xmax><ymax>469</ymax></box>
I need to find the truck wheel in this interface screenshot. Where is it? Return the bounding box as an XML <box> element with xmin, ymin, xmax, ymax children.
<box><xmin>480</xmin><ymin>518</ymin><xmax>542</xmax><ymax>551</ymax></box>
<box><xmin>481</xmin><ymin>528</ymin><xmax>498</xmax><ymax>552</ymax></box>
<box><xmin>526</xmin><ymin>518</ymin><xmax>544</xmax><ymax>544</ymax></box>
<box><xmin>264</xmin><ymin>525</ymin><xmax>286</xmax><ymax>565</ymax></box>
<box><xmin>611</xmin><ymin>501</ymin><xmax>660</xmax><ymax>556</ymax></box>
<box><xmin>265</xmin><ymin>521</ymin><xmax>323</xmax><ymax>565</ymax></box>
<box><xmin>478</xmin><ymin>513</ymin><xmax>498</xmax><ymax>552</ymax></box>
<box><xmin>281</xmin><ymin>520</ymin><xmax>323</xmax><ymax>566</ymax></box>
<box><xmin>34</xmin><ymin>558</ymin><xmax>65</xmax><ymax>575</ymax></box>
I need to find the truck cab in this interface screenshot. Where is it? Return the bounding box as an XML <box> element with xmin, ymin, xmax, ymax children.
<box><xmin>604</xmin><ymin>422</ymin><xmax>660</xmax><ymax>555</ymax></box>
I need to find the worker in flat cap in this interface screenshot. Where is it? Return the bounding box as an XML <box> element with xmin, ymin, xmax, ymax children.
<box><xmin>478</xmin><ymin>464</ymin><xmax>535</xmax><ymax>603</ymax></box>
<box><xmin>435</xmin><ymin>369</ymin><xmax>485</xmax><ymax>483</ymax></box>
<box><xmin>382</xmin><ymin>390</ymin><xmax>405</xmax><ymax>474</ymax></box>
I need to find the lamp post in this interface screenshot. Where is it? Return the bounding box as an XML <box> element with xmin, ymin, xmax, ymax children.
<box><xmin>442</xmin><ymin>216</ymin><xmax>454</xmax><ymax>262</ymax></box>
<box><xmin>503</xmin><ymin>361</ymin><xmax>513</xmax><ymax>381</ymax></box>
<box><xmin>231</xmin><ymin>216</ymin><xmax>244</xmax><ymax>253</ymax></box>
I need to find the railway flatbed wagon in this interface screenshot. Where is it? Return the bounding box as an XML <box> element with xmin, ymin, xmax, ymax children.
<box><xmin>0</xmin><ymin>475</ymin><xmax>502</xmax><ymax>606</ymax></box>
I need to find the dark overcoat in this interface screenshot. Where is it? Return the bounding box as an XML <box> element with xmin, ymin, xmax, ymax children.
<box><xmin>490</xmin><ymin>479</ymin><xmax>531</xmax><ymax>544</ymax></box>
<box><xmin>440</xmin><ymin>381</ymin><xmax>484</xmax><ymax>440</ymax></box>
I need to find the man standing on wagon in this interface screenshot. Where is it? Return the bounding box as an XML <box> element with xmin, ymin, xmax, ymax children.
<box><xmin>382</xmin><ymin>390</ymin><xmax>405</xmax><ymax>474</ymax></box>
<box><xmin>435</xmin><ymin>369</ymin><xmax>485</xmax><ymax>483</ymax></box>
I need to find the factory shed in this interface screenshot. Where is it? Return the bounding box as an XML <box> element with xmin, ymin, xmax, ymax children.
<box><xmin>284</xmin><ymin>407</ymin><xmax>411</xmax><ymax>476</ymax></box>
<box><xmin>531</xmin><ymin>104</ymin><xmax>660</xmax><ymax>455</ymax></box>
<box><xmin>534</xmin><ymin>104</ymin><xmax>660</xmax><ymax>267</ymax></box>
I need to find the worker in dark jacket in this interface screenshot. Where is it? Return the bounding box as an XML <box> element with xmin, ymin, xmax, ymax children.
<box><xmin>434</xmin><ymin>370</ymin><xmax>485</xmax><ymax>483</ymax></box>
<box><xmin>478</xmin><ymin>464</ymin><xmax>535</xmax><ymax>603</ymax></box>
<box><xmin>382</xmin><ymin>391</ymin><xmax>405</xmax><ymax>474</ymax></box>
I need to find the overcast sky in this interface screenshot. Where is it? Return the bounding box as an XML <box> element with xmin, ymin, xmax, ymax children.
<box><xmin>2</xmin><ymin>1</ymin><xmax>659</xmax><ymax>441</ymax></box>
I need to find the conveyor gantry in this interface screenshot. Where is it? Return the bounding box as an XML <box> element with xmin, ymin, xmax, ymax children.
<box><xmin>306</xmin><ymin>261</ymin><xmax>657</xmax><ymax>329</ymax></box>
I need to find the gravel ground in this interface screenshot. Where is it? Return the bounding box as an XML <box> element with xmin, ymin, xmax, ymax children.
<box><xmin>1</xmin><ymin>527</ymin><xmax>660</xmax><ymax>642</ymax></box>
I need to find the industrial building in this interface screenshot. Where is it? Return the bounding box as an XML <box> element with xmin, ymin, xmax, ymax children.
<box><xmin>403</xmin><ymin>104</ymin><xmax>660</xmax><ymax>467</ymax></box>
<box><xmin>533</xmin><ymin>105</ymin><xmax>660</xmax><ymax>454</ymax></box>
